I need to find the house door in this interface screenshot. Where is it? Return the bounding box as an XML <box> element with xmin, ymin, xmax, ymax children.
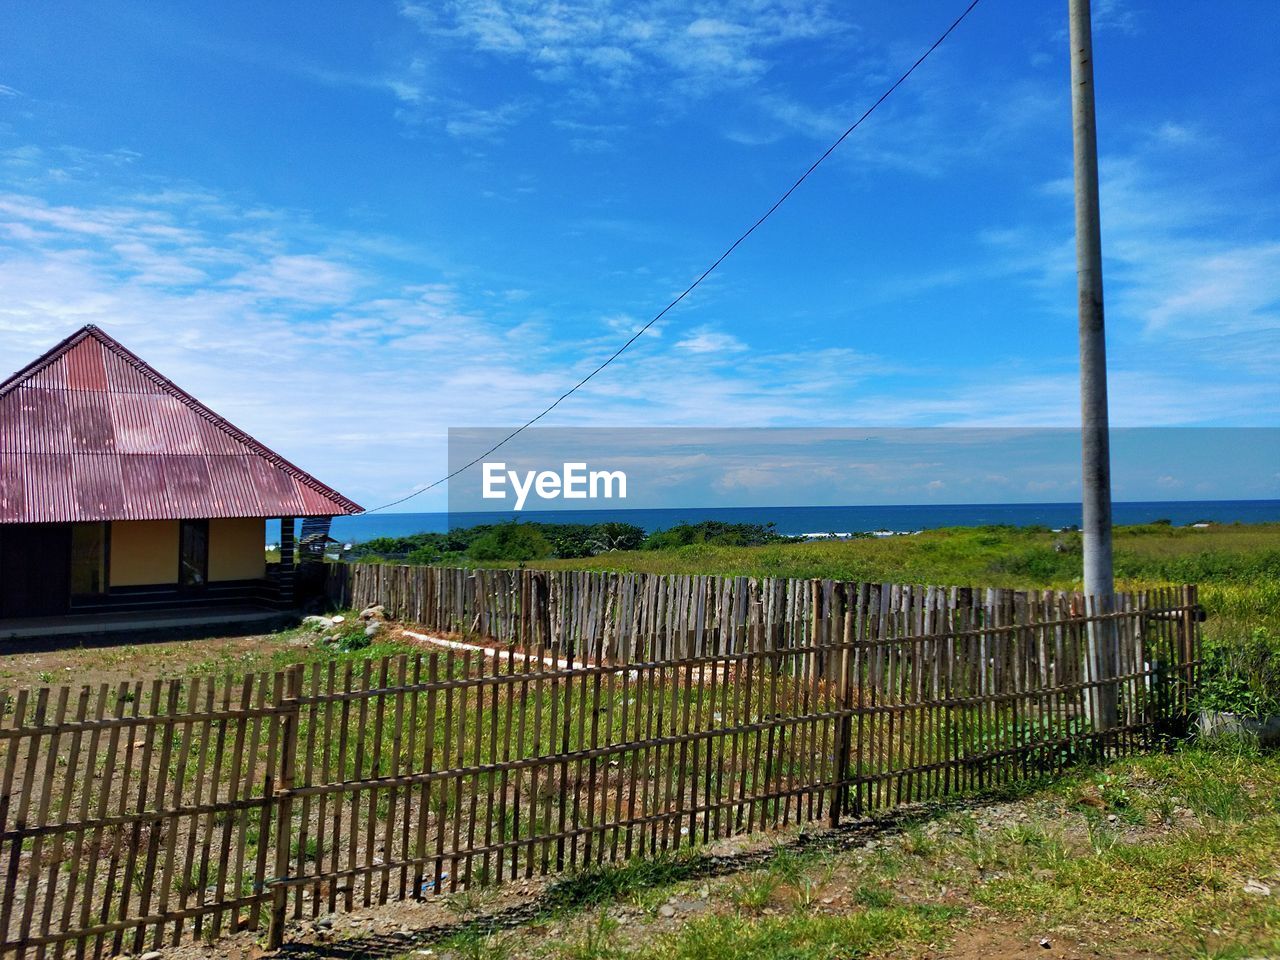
<box><xmin>0</xmin><ymin>524</ymin><xmax>72</xmax><ymax>618</ymax></box>
<box><xmin>179</xmin><ymin>519</ymin><xmax>209</xmax><ymax>591</ymax></box>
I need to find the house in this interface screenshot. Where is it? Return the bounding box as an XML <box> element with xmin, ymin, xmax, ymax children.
<box><xmin>0</xmin><ymin>325</ymin><xmax>361</xmax><ymax>624</ymax></box>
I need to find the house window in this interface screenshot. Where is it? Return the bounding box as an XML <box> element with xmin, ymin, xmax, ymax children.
<box><xmin>70</xmin><ymin>523</ymin><xmax>107</xmax><ymax>596</ymax></box>
<box><xmin>179</xmin><ymin>519</ymin><xmax>209</xmax><ymax>588</ymax></box>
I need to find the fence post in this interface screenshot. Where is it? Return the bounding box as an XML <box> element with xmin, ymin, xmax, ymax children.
<box><xmin>268</xmin><ymin>664</ymin><xmax>304</xmax><ymax>950</ymax></box>
<box><xmin>831</xmin><ymin>586</ymin><xmax>855</xmax><ymax>828</ymax></box>
<box><xmin>1181</xmin><ymin>584</ymin><xmax>1199</xmax><ymax>715</ymax></box>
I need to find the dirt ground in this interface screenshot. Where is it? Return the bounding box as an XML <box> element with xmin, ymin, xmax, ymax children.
<box><xmin>0</xmin><ymin>616</ymin><xmax>449</xmax><ymax>691</ymax></box>
<box><xmin>936</xmin><ymin>924</ymin><xmax>1107</xmax><ymax>959</ymax></box>
<box><xmin>0</xmin><ymin>630</ymin><xmax>298</xmax><ymax>690</ymax></box>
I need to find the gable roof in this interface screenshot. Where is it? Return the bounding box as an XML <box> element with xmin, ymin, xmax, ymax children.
<box><xmin>0</xmin><ymin>325</ymin><xmax>362</xmax><ymax>523</ymax></box>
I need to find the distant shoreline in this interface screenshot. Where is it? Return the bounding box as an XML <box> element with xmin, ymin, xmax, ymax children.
<box><xmin>269</xmin><ymin>499</ymin><xmax>1280</xmax><ymax>545</ymax></box>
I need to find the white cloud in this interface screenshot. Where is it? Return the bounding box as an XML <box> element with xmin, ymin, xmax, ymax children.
<box><xmin>442</xmin><ymin>102</ymin><xmax>524</xmax><ymax>139</ymax></box>
<box><xmin>401</xmin><ymin>0</ymin><xmax>847</xmax><ymax>98</ymax></box>
<box><xmin>602</xmin><ymin>312</ymin><xmax>659</xmax><ymax>337</ymax></box>
<box><xmin>1140</xmin><ymin>242</ymin><xmax>1280</xmax><ymax>337</ymax></box>
<box><xmin>186</xmin><ymin>32</ymin><xmax>429</xmax><ymax>110</ymax></box>
<box><xmin>674</xmin><ymin>328</ymin><xmax>746</xmax><ymax>354</ymax></box>
<box><xmin>946</xmin><ymin>150</ymin><xmax>1280</xmax><ymax>398</ymax></box>
<box><xmin>844</xmin><ymin>366</ymin><xmax>1278</xmax><ymax>429</ymax></box>
<box><xmin>0</xmin><ymin>172</ymin><xmax>884</xmax><ymax>508</ymax></box>
<box><xmin>1151</xmin><ymin>120</ymin><xmax>1202</xmax><ymax>147</ymax></box>
<box><xmin>1092</xmin><ymin>0</ymin><xmax>1140</xmax><ymax>35</ymax></box>
<box><xmin>227</xmin><ymin>254</ymin><xmax>363</xmax><ymax>306</ymax></box>
<box><xmin>712</xmin><ymin>464</ymin><xmax>792</xmax><ymax>492</ymax></box>
<box><xmin>733</xmin><ymin>71</ymin><xmax>1059</xmax><ymax>179</ymax></box>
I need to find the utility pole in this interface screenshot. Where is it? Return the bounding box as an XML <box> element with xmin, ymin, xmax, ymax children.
<box><xmin>1069</xmin><ymin>0</ymin><xmax>1117</xmax><ymax>728</ymax></box>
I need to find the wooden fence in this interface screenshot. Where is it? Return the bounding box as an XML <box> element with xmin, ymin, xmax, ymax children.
<box><xmin>327</xmin><ymin>564</ymin><xmax>1199</xmax><ymax>671</ymax></box>
<box><xmin>0</xmin><ymin>575</ymin><xmax>1199</xmax><ymax>957</ymax></box>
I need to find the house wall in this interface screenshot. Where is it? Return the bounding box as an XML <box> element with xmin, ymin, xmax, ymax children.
<box><xmin>109</xmin><ymin>520</ymin><xmax>179</xmax><ymax>586</ymax></box>
<box><xmin>209</xmin><ymin>517</ymin><xmax>265</xmax><ymax>582</ymax></box>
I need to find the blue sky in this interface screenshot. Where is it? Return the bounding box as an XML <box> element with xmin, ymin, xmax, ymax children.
<box><xmin>1</xmin><ymin>1</ymin><xmax>1277</xmax><ymax>512</ymax></box>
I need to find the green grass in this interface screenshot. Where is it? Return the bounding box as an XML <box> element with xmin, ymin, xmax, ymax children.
<box><xmin>412</xmin><ymin>743</ymin><xmax>1280</xmax><ymax>960</ymax></box>
<box><xmin>972</xmin><ymin>745</ymin><xmax>1280</xmax><ymax>950</ymax></box>
<box><xmin>543</xmin><ymin>853</ymin><xmax>704</xmax><ymax>912</ymax></box>
<box><xmin>0</xmin><ymin>611</ymin><xmax>424</xmax><ymax>689</ymax></box>
<box><xmin>626</xmin><ymin>907</ymin><xmax>959</xmax><ymax>960</ymax></box>
<box><xmin>528</xmin><ymin>523</ymin><xmax>1279</xmax><ymax>588</ymax></box>
<box><xmin>519</xmin><ymin>521</ymin><xmax>1280</xmax><ymax>665</ymax></box>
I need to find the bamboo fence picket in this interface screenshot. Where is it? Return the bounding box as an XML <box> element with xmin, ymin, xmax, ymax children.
<box><xmin>0</xmin><ymin>570</ymin><xmax>1200</xmax><ymax>956</ymax></box>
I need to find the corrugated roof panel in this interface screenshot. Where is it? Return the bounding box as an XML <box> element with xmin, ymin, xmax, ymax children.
<box><xmin>244</xmin><ymin>452</ymin><xmax>303</xmax><ymax>512</ymax></box>
<box><xmin>22</xmin><ymin>454</ymin><xmax>74</xmax><ymax>522</ymax></box>
<box><xmin>151</xmin><ymin>394</ymin><xmax>200</xmax><ymax>455</ymax></box>
<box><xmin>20</xmin><ymin>387</ymin><xmax>71</xmax><ymax>454</ymax></box>
<box><xmin>110</xmin><ymin>393</ymin><xmax>163</xmax><ymax>454</ymax></box>
<box><xmin>0</xmin><ymin>326</ymin><xmax>362</xmax><ymax>522</ymax></box>
<box><xmin>72</xmin><ymin>453</ymin><xmax>126</xmax><ymax>520</ymax></box>
<box><xmin>193</xmin><ymin>409</ymin><xmax>244</xmax><ymax>455</ymax></box>
<box><xmin>161</xmin><ymin>451</ymin><xmax>215</xmax><ymax>516</ymax></box>
<box><xmin>0</xmin><ymin>391</ymin><xmax>23</xmax><ymax>454</ymax></box>
<box><xmin>298</xmin><ymin>481</ymin><xmax>352</xmax><ymax>515</ymax></box>
<box><xmin>101</xmin><ymin>346</ymin><xmax>166</xmax><ymax>395</ymax></box>
<box><xmin>24</xmin><ymin>357</ymin><xmax>67</xmax><ymax>391</ymax></box>
<box><xmin>207</xmin><ymin>454</ymin><xmax>264</xmax><ymax>516</ymax></box>
<box><xmin>66</xmin><ymin>390</ymin><xmax>116</xmax><ymax>453</ymax></box>
<box><xmin>0</xmin><ymin>454</ymin><xmax>24</xmax><ymax>519</ymax></box>
<box><xmin>0</xmin><ymin>420</ymin><xmax>13</xmax><ymax>468</ymax></box>
<box><xmin>119</xmin><ymin>455</ymin><xmax>171</xmax><ymax>519</ymax></box>
<box><xmin>65</xmin><ymin>337</ymin><xmax>108</xmax><ymax>391</ymax></box>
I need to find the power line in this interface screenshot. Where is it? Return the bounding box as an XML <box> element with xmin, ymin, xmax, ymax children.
<box><xmin>364</xmin><ymin>0</ymin><xmax>984</xmax><ymax>514</ymax></box>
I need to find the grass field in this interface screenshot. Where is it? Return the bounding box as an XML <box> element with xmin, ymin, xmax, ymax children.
<box><xmin>526</xmin><ymin>522</ymin><xmax>1280</xmax><ymax>648</ymax></box>
<box><xmin>530</xmin><ymin>522</ymin><xmax>1277</xmax><ymax>585</ymax></box>
<box><xmin>404</xmin><ymin>744</ymin><xmax>1280</xmax><ymax>960</ymax></box>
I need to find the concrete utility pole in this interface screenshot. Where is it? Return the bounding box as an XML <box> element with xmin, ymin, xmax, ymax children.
<box><xmin>1068</xmin><ymin>0</ymin><xmax>1117</xmax><ymax>728</ymax></box>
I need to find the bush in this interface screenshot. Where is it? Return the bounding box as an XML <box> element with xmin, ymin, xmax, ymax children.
<box><xmin>541</xmin><ymin>522</ymin><xmax>646</xmax><ymax>559</ymax></box>
<box><xmin>326</xmin><ymin>625</ymin><xmax>371</xmax><ymax>652</ymax></box>
<box><xmin>1196</xmin><ymin>627</ymin><xmax>1280</xmax><ymax>720</ymax></box>
<box><xmin>469</xmin><ymin>523</ymin><xmax>554</xmax><ymax>562</ymax></box>
<box><xmin>644</xmin><ymin>521</ymin><xmax>796</xmax><ymax>550</ymax></box>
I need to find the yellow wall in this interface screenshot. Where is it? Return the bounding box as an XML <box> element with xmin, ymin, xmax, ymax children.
<box><xmin>109</xmin><ymin>520</ymin><xmax>178</xmax><ymax>586</ymax></box>
<box><xmin>208</xmin><ymin>517</ymin><xmax>266</xmax><ymax>582</ymax></box>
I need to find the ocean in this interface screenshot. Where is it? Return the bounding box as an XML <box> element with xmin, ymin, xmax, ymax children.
<box><xmin>273</xmin><ymin>499</ymin><xmax>1280</xmax><ymax>545</ymax></box>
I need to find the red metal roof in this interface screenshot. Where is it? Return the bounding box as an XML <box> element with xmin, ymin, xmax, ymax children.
<box><xmin>0</xmin><ymin>326</ymin><xmax>363</xmax><ymax>523</ymax></box>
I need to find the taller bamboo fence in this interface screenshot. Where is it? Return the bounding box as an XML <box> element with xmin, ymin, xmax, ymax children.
<box><xmin>327</xmin><ymin>563</ymin><xmax>1198</xmax><ymax>672</ymax></box>
<box><xmin>0</xmin><ymin>567</ymin><xmax>1199</xmax><ymax>957</ymax></box>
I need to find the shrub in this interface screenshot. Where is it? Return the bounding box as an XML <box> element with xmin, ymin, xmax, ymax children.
<box><xmin>541</xmin><ymin>522</ymin><xmax>645</xmax><ymax>558</ymax></box>
<box><xmin>469</xmin><ymin>523</ymin><xmax>554</xmax><ymax>562</ymax></box>
<box><xmin>325</xmin><ymin>625</ymin><xmax>371</xmax><ymax>652</ymax></box>
<box><xmin>644</xmin><ymin>521</ymin><xmax>796</xmax><ymax>550</ymax></box>
<box><xmin>1196</xmin><ymin>627</ymin><xmax>1280</xmax><ymax>720</ymax></box>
